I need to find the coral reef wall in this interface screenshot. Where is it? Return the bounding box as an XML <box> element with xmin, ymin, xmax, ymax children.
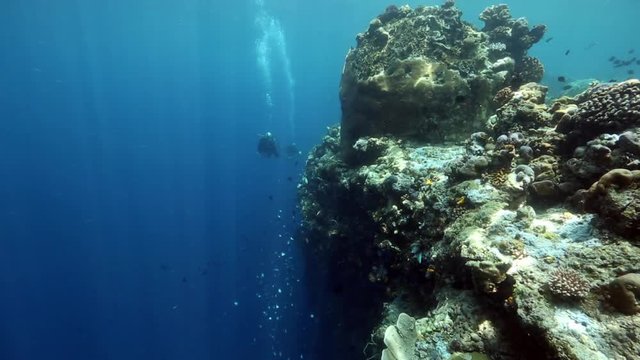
<box><xmin>300</xmin><ymin>2</ymin><xmax>640</xmax><ymax>360</ymax></box>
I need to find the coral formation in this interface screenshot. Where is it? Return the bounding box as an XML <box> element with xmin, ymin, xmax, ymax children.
<box><xmin>488</xmin><ymin>82</ymin><xmax>551</xmax><ymax>134</ymax></box>
<box><xmin>339</xmin><ymin>1</ymin><xmax>545</xmax><ymax>160</ymax></box>
<box><xmin>299</xmin><ymin>2</ymin><xmax>640</xmax><ymax>360</ymax></box>
<box><xmin>584</xmin><ymin>168</ymin><xmax>640</xmax><ymax>239</ymax></box>
<box><xmin>608</xmin><ymin>273</ymin><xmax>640</xmax><ymax>314</ymax></box>
<box><xmin>479</xmin><ymin>4</ymin><xmax>545</xmax><ymax>83</ymax></box>
<box><xmin>381</xmin><ymin>313</ymin><xmax>417</xmax><ymax>360</ymax></box>
<box><xmin>547</xmin><ymin>268</ymin><xmax>590</xmax><ymax>300</ymax></box>
<box><xmin>557</xmin><ymin>80</ymin><xmax>640</xmax><ymax>141</ymax></box>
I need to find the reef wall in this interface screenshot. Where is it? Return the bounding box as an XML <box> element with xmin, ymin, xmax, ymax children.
<box><xmin>300</xmin><ymin>2</ymin><xmax>640</xmax><ymax>360</ymax></box>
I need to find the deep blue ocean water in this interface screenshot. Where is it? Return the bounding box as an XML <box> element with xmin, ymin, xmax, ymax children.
<box><xmin>0</xmin><ymin>1</ymin><xmax>638</xmax><ymax>359</ymax></box>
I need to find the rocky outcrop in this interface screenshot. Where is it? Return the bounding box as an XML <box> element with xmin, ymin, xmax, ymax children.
<box><xmin>339</xmin><ymin>2</ymin><xmax>545</xmax><ymax>161</ymax></box>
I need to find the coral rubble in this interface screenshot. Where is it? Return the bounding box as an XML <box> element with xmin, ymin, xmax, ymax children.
<box><xmin>299</xmin><ymin>2</ymin><xmax>640</xmax><ymax>360</ymax></box>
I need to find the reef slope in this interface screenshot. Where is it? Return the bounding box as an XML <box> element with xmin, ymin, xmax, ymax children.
<box><xmin>300</xmin><ymin>2</ymin><xmax>640</xmax><ymax>360</ymax></box>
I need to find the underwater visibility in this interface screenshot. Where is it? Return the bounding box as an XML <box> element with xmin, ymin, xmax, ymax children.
<box><xmin>1</xmin><ymin>0</ymin><xmax>640</xmax><ymax>359</ymax></box>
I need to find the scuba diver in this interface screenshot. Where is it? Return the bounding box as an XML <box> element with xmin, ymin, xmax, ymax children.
<box><xmin>257</xmin><ymin>132</ymin><xmax>279</xmax><ymax>158</ymax></box>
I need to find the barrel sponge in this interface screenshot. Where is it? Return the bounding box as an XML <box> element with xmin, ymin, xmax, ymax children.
<box><xmin>609</xmin><ymin>273</ymin><xmax>640</xmax><ymax>315</ymax></box>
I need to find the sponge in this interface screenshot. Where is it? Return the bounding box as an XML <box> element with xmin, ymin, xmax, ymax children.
<box><xmin>381</xmin><ymin>313</ymin><xmax>417</xmax><ymax>360</ymax></box>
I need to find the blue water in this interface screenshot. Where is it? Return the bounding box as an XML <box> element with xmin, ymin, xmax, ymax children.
<box><xmin>0</xmin><ymin>1</ymin><xmax>638</xmax><ymax>359</ymax></box>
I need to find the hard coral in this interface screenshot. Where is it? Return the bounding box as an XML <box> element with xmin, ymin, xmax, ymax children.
<box><xmin>489</xmin><ymin>83</ymin><xmax>550</xmax><ymax>135</ymax></box>
<box><xmin>479</xmin><ymin>4</ymin><xmax>512</xmax><ymax>31</ymax></box>
<box><xmin>483</xmin><ymin>168</ymin><xmax>509</xmax><ymax>187</ymax></box>
<box><xmin>340</xmin><ymin>2</ymin><xmax>542</xmax><ymax>160</ymax></box>
<box><xmin>608</xmin><ymin>273</ymin><xmax>640</xmax><ymax>314</ymax></box>
<box><xmin>557</xmin><ymin>80</ymin><xmax>640</xmax><ymax>139</ymax></box>
<box><xmin>514</xmin><ymin>56</ymin><xmax>544</xmax><ymax>84</ymax></box>
<box><xmin>493</xmin><ymin>87</ymin><xmax>514</xmax><ymax>107</ymax></box>
<box><xmin>547</xmin><ymin>268</ymin><xmax>590</xmax><ymax>300</ymax></box>
<box><xmin>584</xmin><ymin>168</ymin><xmax>640</xmax><ymax>239</ymax></box>
<box><xmin>485</xmin><ymin>11</ymin><xmax>543</xmax><ymax>52</ymax></box>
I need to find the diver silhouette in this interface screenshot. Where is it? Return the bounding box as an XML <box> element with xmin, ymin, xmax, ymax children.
<box><xmin>257</xmin><ymin>132</ymin><xmax>279</xmax><ymax>158</ymax></box>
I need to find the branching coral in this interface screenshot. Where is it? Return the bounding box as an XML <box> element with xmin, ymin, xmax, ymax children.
<box><xmin>547</xmin><ymin>268</ymin><xmax>590</xmax><ymax>300</ymax></box>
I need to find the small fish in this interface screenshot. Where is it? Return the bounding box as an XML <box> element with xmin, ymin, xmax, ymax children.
<box><xmin>564</xmin><ymin>49</ymin><xmax>570</xmax><ymax>55</ymax></box>
<box><xmin>268</xmin><ymin>195</ymin><xmax>273</xmax><ymax>200</ymax></box>
<box><xmin>608</xmin><ymin>79</ymin><xmax>617</xmax><ymax>82</ymax></box>
<box><xmin>562</xmin><ymin>85</ymin><xmax>573</xmax><ymax>90</ymax></box>
<box><xmin>287</xmin><ymin>176</ymin><xmax>293</xmax><ymax>182</ymax></box>
<box><xmin>557</xmin><ymin>76</ymin><xmax>566</xmax><ymax>82</ymax></box>
<box><xmin>614</xmin><ymin>59</ymin><xmax>622</xmax><ymax>65</ymax></box>
<box><xmin>628</xmin><ymin>69</ymin><xmax>635</xmax><ymax>75</ymax></box>
<box><xmin>182</xmin><ymin>277</ymin><xmax>188</xmax><ymax>283</ymax></box>
<box><xmin>608</xmin><ymin>56</ymin><xmax>616</xmax><ymax>62</ymax></box>
<box><xmin>629</xmin><ymin>49</ymin><xmax>635</xmax><ymax>54</ymax></box>
<box><xmin>637</xmin><ymin>60</ymin><xmax>640</xmax><ymax>65</ymax></box>
<box><xmin>545</xmin><ymin>37</ymin><xmax>554</xmax><ymax>43</ymax></box>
